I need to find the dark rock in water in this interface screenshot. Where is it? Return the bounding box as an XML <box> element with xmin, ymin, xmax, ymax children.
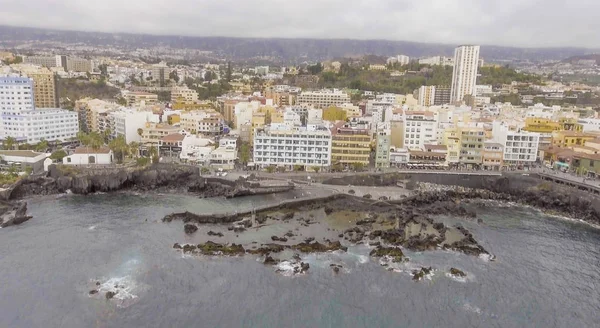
<box><xmin>89</xmin><ymin>290</ymin><xmax>98</xmax><ymax>295</ymax></box>
<box><xmin>369</xmin><ymin>242</ymin><xmax>381</xmax><ymax>247</ymax></box>
<box><xmin>284</xmin><ymin>231</ymin><xmax>295</xmax><ymax>237</ymax></box>
<box><xmin>182</xmin><ymin>244</ymin><xmax>197</xmax><ymax>253</ymax></box>
<box><xmin>105</xmin><ymin>291</ymin><xmax>117</xmax><ymax>299</ymax></box>
<box><xmin>370</xmin><ymin>246</ymin><xmax>405</xmax><ymax>263</ymax></box>
<box><xmin>196</xmin><ymin>241</ymin><xmax>245</xmax><ymax>256</ymax></box>
<box><xmin>293</xmin><ymin>240</ymin><xmax>347</xmax><ymax>253</ymax></box>
<box><xmin>95</xmin><ymin>282</ymin><xmax>101</xmax><ymax>286</ymax></box>
<box><xmin>324</xmin><ymin>207</ymin><xmax>334</xmax><ymax>215</ymax></box>
<box><xmin>247</xmin><ymin>243</ymin><xmax>286</xmax><ymax>255</ymax></box>
<box><xmin>173</xmin><ymin>243</ymin><xmax>182</xmax><ymax>249</ymax></box>
<box><xmin>283</xmin><ymin>212</ymin><xmax>294</xmax><ymax>220</ymax></box>
<box><xmin>412</xmin><ymin>267</ymin><xmax>433</xmax><ymax>281</ymax></box>
<box><xmin>333</xmin><ymin>266</ymin><xmax>340</xmax><ymax>273</ymax></box>
<box><xmin>271</xmin><ymin>236</ymin><xmax>288</xmax><ymax>242</ymax></box>
<box><xmin>363</xmin><ymin>194</ymin><xmax>372</xmax><ymax>199</ymax></box>
<box><xmin>378</xmin><ymin>196</ymin><xmax>388</xmax><ymax>201</ymax></box>
<box><xmin>0</xmin><ymin>201</ymin><xmax>31</xmax><ymax>228</ymax></box>
<box><xmin>348</xmin><ymin>189</ymin><xmax>356</xmax><ymax>194</ymax></box>
<box><xmin>264</xmin><ymin>256</ymin><xmax>279</xmax><ymax>265</ymax></box>
<box><xmin>184</xmin><ymin>224</ymin><xmax>198</xmax><ymax>235</ymax></box>
<box><xmin>233</xmin><ymin>227</ymin><xmax>246</xmax><ymax>233</ymax></box>
<box><xmin>304</xmin><ymin>237</ymin><xmax>315</xmax><ymax>243</ymax></box>
<box><xmin>450</xmin><ymin>267</ymin><xmax>466</xmax><ymax>277</ymax></box>
<box><xmin>300</xmin><ymin>262</ymin><xmax>310</xmax><ymax>273</ymax></box>
<box><xmin>356</xmin><ymin>218</ymin><xmax>376</xmax><ymax>226</ymax></box>
<box><xmin>477</xmin><ymin>218</ymin><xmax>484</xmax><ymax>224</ymax></box>
<box><xmin>207</xmin><ymin>231</ymin><xmax>224</xmax><ymax>237</ymax></box>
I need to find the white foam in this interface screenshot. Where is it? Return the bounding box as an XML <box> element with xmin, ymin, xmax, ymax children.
<box><xmin>88</xmin><ymin>225</ymin><xmax>96</xmax><ymax>230</ymax></box>
<box><xmin>93</xmin><ymin>276</ymin><xmax>141</xmax><ymax>308</ymax></box>
<box><xmin>463</xmin><ymin>303</ymin><xmax>482</xmax><ymax>315</ymax></box>
<box><xmin>445</xmin><ymin>273</ymin><xmax>468</xmax><ymax>283</ymax></box>
<box><xmin>275</xmin><ymin>261</ymin><xmax>297</xmax><ymax>277</ymax></box>
<box><xmin>478</xmin><ymin>253</ymin><xmax>495</xmax><ymax>262</ymax></box>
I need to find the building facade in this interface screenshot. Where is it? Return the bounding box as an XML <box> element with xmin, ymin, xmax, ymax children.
<box><xmin>0</xmin><ymin>76</ymin><xmax>78</xmax><ymax>144</ymax></box>
<box><xmin>253</xmin><ymin>124</ymin><xmax>332</xmax><ymax>169</ymax></box>
<box><xmin>450</xmin><ymin>45</ymin><xmax>480</xmax><ymax>103</ymax></box>
<box><xmin>375</xmin><ymin>131</ymin><xmax>391</xmax><ymax>168</ymax></box>
<box><xmin>297</xmin><ymin>90</ymin><xmax>351</xmax><ymax>109</ymax></box>
<box><xmin>403</xmin><ymin>111</ymin><xmax>438</xmax><ymax>150</ymax></box>
<box><xmin>331</xmin><ymin>122</ymin><xmax>372</xmax><ymax>166</ymax></box>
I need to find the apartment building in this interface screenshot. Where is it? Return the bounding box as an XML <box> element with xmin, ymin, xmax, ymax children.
<box><xmin>419</xmin><ymin>85</ymin><xmax>452</xmax><ymax>106</ymax></box>
<box><xmin>375</xmin><ymin>131</ymin><xmax>391</xmax><ymax>168</ymax></box>
<box><xmin>483</xmin><ymin>142</ymin><xmax>504</xmax><ymax>170</ymax></box>
<box><xmin>171</xmin><ymin>86</ymin><xmax>198</xmax><ymax>105</ymax></box>
<box><xmin>110</xmin><ymin>109</ymin><xmax>151</xmax><ymax>143</ymax></box>
<box><xmin>180</xmin><ymin>111</ymin><xmax>224</xmax><ymax>135</ymax></box>
<box><xmin>66</xmin><ymin>57</ymin><xmax>92</xmax><ymax>72</ymax></box>
<box><xmin>403</xmin><ymin>111</ymin><xmax>438</xmax><ymax>150</ymax></box>
<box><xmin>330</xmin><ymin>122</ymin><xmax>372</xmax><ymax>166</ymax></box>
<box><xmin>253</xmin><ymin>124</ymin><xmax>332</xmax><ymax>169</ymax></box>
<box><xmin>493</xmin><ymin>123</ymin><xmax>540</xmax><ymax>167</ymax></box>
<box><xmin>419</xmin><ymin>56</ymin><xmax>454</xmax><ymax>66</ymax></box>
<box><xmin>151</xmin><ymin>62</ymin><xmax>168</xmax><ymax>86</ymax></box>
<box><xmin>126</xmin><ymin>92</ymin><xmax>158</xmax><ymax>106</ymax></box>
<box><xmin>450</xmin><ymin>45</ymin><xmax>480</xmax><ymax>103</ymax></box>
<box><xmin>552</xmin><ymin>131</ymin><xmax>599</xmax><ymax>147</ymax></box>
<box><xmin>459</xmin><ymin>127</ymin><xmax>485</xmax><ymax>166</ymax></box>
<box><xmin>523</xmin><ymin>117</ymin><xmax>582</xmax><ymax>133</ymax></box>
<box><xmin>140</xmin><ymin>123</ymin><xmax>181</xmax><ymax>147</ymax></box>
<box><xmin>11</xmin><ymin>64</ymin><xmax>58</xmax><ymax>108</ymax></box>
<box><xmin>297</xmin><ymin>89</ymin><xmax>351</xmax><ymax>109</ymax></box>
<box><xmin>23</xmin><ymin>56</ymin><xmax>60</xmax><ymax>68</ymax></box>
<box><xmin>0</xmin><ymin>76</ymin><xmax>78</xmax><ymax>144</ymax></box>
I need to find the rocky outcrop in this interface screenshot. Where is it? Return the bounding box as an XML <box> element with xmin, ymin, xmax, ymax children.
<box><xmin>7</xmin><ymin>164</ymin><xmax>293</xmax><ymax>200</ymax></box>
<box><xmin>0</xmin><ymin>201</ymin><xmax>31</xmax><ymax>228</ymax></box>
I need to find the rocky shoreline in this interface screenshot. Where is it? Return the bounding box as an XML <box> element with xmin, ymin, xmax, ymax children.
<box><xmin>0</xmin><ymin>200</ymin><xmax>31</xmax><ymax>228</ymax></box>
<box><xmin>2</xmin><ymin>164</ymin><xmax>293</xmax><ymax>201</ymax></box>
<box><xmin>164</xmin><ymin>193</ymin><xmax>492</xmax><ymax>278</ymax></box>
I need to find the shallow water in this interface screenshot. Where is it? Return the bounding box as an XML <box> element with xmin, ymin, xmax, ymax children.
<box><xmin>1</xmin><ymin>193</ymin><xmax>599</xmax><ymax>328</ymax></box>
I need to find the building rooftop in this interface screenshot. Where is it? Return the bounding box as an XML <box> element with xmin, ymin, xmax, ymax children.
<box><xmin>73</xmin><ymin>147</ymin><xmax>111</xmax><ymax>154</ymax></box>
<box><xmin>161</xmin><ymin>133</ymin><xmax>185</xmax><ymax>142</ymax></box>
<box><xmin>0</xmin><ymin>150</ymin><xmax>46</xmax><ymax>158</ymax></box>
<box><xmin>424</xmin><ymin>144</ymin><xmax>447</xmax><ymax>151</ymax></box>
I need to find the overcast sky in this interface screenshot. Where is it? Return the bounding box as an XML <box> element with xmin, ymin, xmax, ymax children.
<box><xmin>1</xmin><ymin>0</ymin><xmax>599</xmax><ymax>48</ymax></box>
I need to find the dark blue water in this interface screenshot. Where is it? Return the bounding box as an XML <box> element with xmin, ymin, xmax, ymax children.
<box><xmin>1</xmin><ymin>194</ymin><xmax>599</xmax><ymax>328</ymax></box>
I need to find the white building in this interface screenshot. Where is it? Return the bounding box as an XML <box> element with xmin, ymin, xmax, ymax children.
<box><xmin>418</xmin><ymin>86</ymin><xmax>436</xmax><ymax>106</ymax></box>
<box><xmin>63</xmin><ymin>147</ymin><xmax>113</xmax><ymax>165</ymax></box>
<box><xmin>450</xmin><ymin>45</ymin><xmax>480</xmax><ymax>103</ymax></box>
<box><xmin>297</xmin><ymin>89</ymin><xmax>351</xmax><ymax>109</ymax></box>
<box><xmin>234</xmin><ymin>101</ymin><xmax>261</xmax><ymax>130</ymax></box>
<box><xmin>403</xmin><ymin>111</ymin><xmax>438</xmax><ymax>150</ymax></box>
<box><xmin>306</xmin><ymin>108</ymin><xmax>323</xmax><ymax>124</ymax></box>
<box><xmin>0</xmin><ymin>75</ymin><xmax>79</xmax><ymax>144</ymax></box>
<box><xmin>171</xmin><ymin>86</ymin><xmax>199</xmax><ymax>104</ymax></box>
<box><xmin>283</xmin><ymin>109</ymin><xmax>302</xmax><ymax>127</ymax></box>
<box><xmin>492</xmin><ymin>122</ymin><xmax>540</xmax><ymax>166</ymax></box>
<box><xmin>210</xmin><ymin>137</ymin><xmax>237</xmax><ymax>169</ymax></box>
<box><xmin>578</xmin><ymin>118</ymin><xmax>600</xmax><ymax>132</ymax></box>
<box><xmin>253</xmin><ymin>124</ymin><xmax>332</xmax><ymax>168</ymax></box>
<box><xmin>110</xmin><ymin>109</ymin><xmax>152</xmax><ymax>143</ymax></box>
<box><xmin>475</xmin><ymin>85</ymin><xmax>493</xmax><ymax>96</ymax></box>
<box><xmin>179</xmin><ymin>134</ymin><xmax>214</xmax><ymax>164</ymax></box>
<box><xmin>419</xmin><ymin>56</ymin><xmax>454</xmax><ymax>66</ymax></box>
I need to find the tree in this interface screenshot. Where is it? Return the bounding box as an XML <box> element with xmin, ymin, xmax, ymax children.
<box><xmin>169</xmin><ymin>71</ymin><xmax>179</xmax><ymax>83</ymax></box>
<box><xmin>115</xmin><ymin>96</ymin><xmax>128</xmax><ymax>106</ymax></box>
<box><xmin>312</xmin><ymin>166</ymin><xmax>320</xmax><ymax>173</ymax></box>
<box><xmin>137</xmin><ymin>128</ymin><xmax>144</xmax><ymax>137</ymax></box>
<box><xmin>3</xmin><ymin>136</ymin><xmax>17</xmax><ymax>150</ymax></box>
<box><xmin>98</xmin><ymin>64</ymin><xmax>108</xmax><ymax>77</ymax></box>
<box><xmin>108</xmin><ymin>136</ymin><xmax>128</xmax><ymax>164</ymax></box>
<box><xmin>35</xmin><ymin>139</ymin><xmax>49</xmax><ymax>152</ymax></box>
<box><xmin>307</xmin><ymin>63</ymin><xmax>323</xmax><ymax>75</ymax></box>
<box><xmin>148</xmin><ymin>145</ymin><xmax>159</xmax><ymax>163</ymax></box>
<box><xmin>201</xmin><ymin>167</ymin><xmax>210</xmax><ymax>175</ymax></box>
<box><xmin>239</xmin><ymin>142</ymin><xmax>250</xmax><ymax>165</ymax></box>
<box><xmin>204</xmin><ymin>71</ymin><xmax>215</xmax><ymax>82</ymax></box>
<box><xmin>293</xmin><ymin>165</ymin><xmax>304</xmax><ymax>172</ymax></box>
<box><xmin>332</xmin><ymin>163</ymin><xmax>344</xmax><ymax>172</ymax></box>
<box><xmin>129</xmin><ymin>142</ymin><xmax>140</xmax><ymax>159</ymax></box>
<box><xmin>352</xmin><ymin>162</ymin><xmax>365</xmax><ymax>172</ymax></box>
<box><xmin>50</xmin><ymin>150</ymin><xmax>67</xmax><ymax>162</ymax></box>
<box><xmin>77</xmin><ymin>131</ymin><xmax>90</xmax><ymax>147</ymax></box>
<box><xmin>266</xmin><ymin>165</ymin><xmax>276</xmax><ymax>173</ymax></box>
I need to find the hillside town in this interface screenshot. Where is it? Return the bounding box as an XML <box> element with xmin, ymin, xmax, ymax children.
<box><xmin>1</xmin><ymin>45</ymin><xmax>600</xmax><ymax>184</ymax></box>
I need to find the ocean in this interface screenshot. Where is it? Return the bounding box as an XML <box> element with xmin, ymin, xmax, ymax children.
<box><xmin>1</xmin><ymin>193</ymin><xmax>598</xmax><ymax>328</ymax></box>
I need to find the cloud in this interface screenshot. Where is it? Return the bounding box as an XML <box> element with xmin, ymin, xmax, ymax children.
<box><xmin>0</xmin><ymin>0</ymin><xmax>599</xmax><ymax>48</ymax></box>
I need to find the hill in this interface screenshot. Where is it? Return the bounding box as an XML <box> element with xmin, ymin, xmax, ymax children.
<box><xmin>561</xmin><ymin>54</ymin><xmax>600</xmax><ymax>65</ymax></box>
<box><xmin>0</xmin><ymin>25</ymin><xmax>598</xmax><ymax>64</ymax></box>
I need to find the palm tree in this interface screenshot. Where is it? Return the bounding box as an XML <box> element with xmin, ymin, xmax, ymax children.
<box><xmin>129</xmin><ymin>142</ymin><xmax>140</xmax><ymax>159</ymax></box>
<box><xmin>108</xmin><ymin>136</ymin><xmax>128</xmax><ymax>164</ymax></box>
<box><xmin>148</xmin><ymin>145</ymin><xmax>158</xmax><ymax>163</ymax></box>
<box><xmin>77</xmin><ymin>131</ymin><xmax>90</xmax><ymax>147</ymax></box>
<box><xmin>3</xmin><ymin>136</ymin><xmax>17</xmax><ymax>150</ymax></box>
<box><xmin>35</xmin><ymin>139</ymin><xmax>49</xmax><ymax>152</ymax></box>
<box><xmin>137</xmin><ymin>128</ymin><xmax>144</xmax><ymax>137</ymax></box>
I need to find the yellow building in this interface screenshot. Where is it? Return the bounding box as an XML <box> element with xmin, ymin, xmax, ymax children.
<box><xmin>442</xmin><ymin>128</ymin><xmax>461</xmax><ymax>164</ymax></box>
<box><xmin>551</xmin><ymin>131</ymin><xmax>599</xmax><ymax>147</ymax></box>
<box><xmin>167</xmin><ymin>114</ymin><xmax>180</xmax><ymax>125</ymax></box>
<box><xmin>250</xmin><ymin>112</ymin><xmax>267</xmax><ymax>145</ymax></box>
<box><xmin>323</xmin><ymin>106</ymin><xmax>348</xmax><ymax>121</ymax></box>
<box><xmin>126</xmin><ymin>92</ymin><xmax>158</xmax><ymax>106</ymax></box>
<box><xmin>330</xmin><ymin>122</ymin><xmax>372</xmax><ymax>166</ymax></box>
<box><xmin>459</xmin><ymin>127</ymin><xmax>485</xmax><ymax>166</ymax></box>
<box><xmin>390</xmin><ymin>120</ymin><xmax>404</xmax><ymax>148</ymax></box>
<box><xmin>171</xmin><ymin>86</ymin><xmax>198</xmax><ymax>104</ymax></box>
<box><xmin>524</xmin><ymin>117</ymin><xmax>583</xmax><ymax>133</ymax></box>
<box><xmin>12</xmin><ymin>64</ymin><xmax>58</xmax><ymax>108</ymax></box>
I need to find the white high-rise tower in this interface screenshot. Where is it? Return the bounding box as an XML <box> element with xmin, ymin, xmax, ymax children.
<box><xmin>450</xmin><ymin>45</ymin><xmax>480</xmax><ymax>104</ymax></box>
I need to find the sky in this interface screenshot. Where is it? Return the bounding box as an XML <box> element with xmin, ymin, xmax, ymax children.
<box><xmin>0</xmin><ymin>0</ymin><xmax>599</xmax><ymax>48</ymax></box>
